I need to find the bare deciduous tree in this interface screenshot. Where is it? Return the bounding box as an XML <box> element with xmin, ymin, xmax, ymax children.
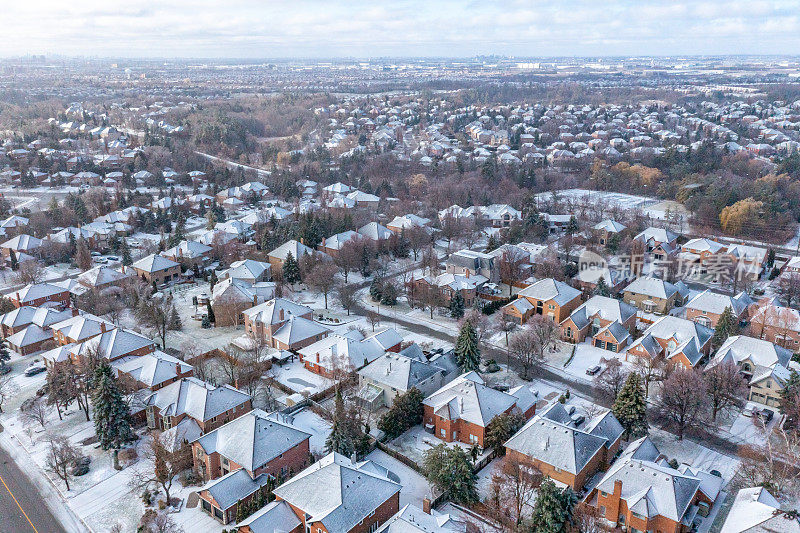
<box><xmin>509</xmin><ymin>316</ymin><xmax>558</xmax><ymax>380</ymax></box>
<box><xmin>703</xmin><ymin>361</ymin><xmax>748</xmax><ymax>422</ymax></box>
<box><xmin>14</xmin><ymin>260</ymin><xmax>45</xmax><ymax>285</ymax></box>
<box><xmin>778</xmin><ymin>273</ymin><xmax>800</xmax><ymax>309</ymax></box>
<box><xmin>0</xmin><ymin>373</ymin><xmax>19</xmax><ymax>413</ymax></box>
<box><xmin>487</xmin><ymin>455</ymin><xmax>541</xmax><ymax>527</ymax></box>
<box><xmin>130</xmin><ymin>432</ymin><xmax>193</xmax><ymax>505</ymax></box>
<box><xmin>594</xmin><ymin>357</ymin><xmax>629</xmax><ymax>401</ymax></box>
<box><xmin>305</xmin><ymin>262</ymin><xmax>339</xmax><ymax>309</ymax></box>
<box><xmin>656</xmin><ymin>367</ymin><xmax>708</xmax><ymax>440</ymax></box>
<box><xmin>45</xmin><ymin>435</ymin><xmax>80</xmax><ymax>491</ymax></box>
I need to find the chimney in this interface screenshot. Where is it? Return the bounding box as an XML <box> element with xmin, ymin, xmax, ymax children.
<box><xmin>458</xmin><ymin>397</ymin><xmax>464</xmax><ymax>414</ymax></box>
<box><xmin>100</xmin><ymin>322</ymin><xmax>106</xmax><ymax>333</ymax></box>
<box><xmin>279</xmin><ymin>308</ymin><xmax>284</xmax><ymax>321</ymax></box>
<box><xmin>350</xmin><ymin>452</ymin><xmax>357</xmax><ymax>465</ymax></box>
<box><xmin>253</xmin><ymin>295</ymin><xmax>257</xmax><ymax>306</ymax></box>
<box><xmin>300</xmin><ymin>238</ymin><xmax>304</xmax><ymax>245</ymax></box>
<box><xmin>465</xmin><ymin>269</ymin><xmax>470</xmax><ymax>278</ymax></box>
<box><xmin>322</xmin><ymin>237</ymin><xmax>326</xmax><ymax>247</ymax></box>
<box><xmin>316</xmin><ymin>353</ymin><xmax>320</xmax><ymax>363</ymax></box>
<box><xmin>422</xmin><ymin>497</ymin><xmax>432</xmax><ymax>515</ymax></box>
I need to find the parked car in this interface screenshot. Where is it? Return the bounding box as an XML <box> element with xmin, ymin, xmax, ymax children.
<box><xmin>0</xmin><ymin>364</ymin><xmax>11</xmax><ymax>375</ymax></box>
<box><xmin>24</xmin><ymin>362</ymin><xmax>46</xmax><ymax>376</ymax></box>
<box><xmin>586</xmin><ymin>365</ymin><xmax>602</xmax><ymax>376</ymax></box>
<box><xmin>571</xmin><ymin>414</ymin><xmax>585</xmax><ymax>426</ymax></box>
<box><xmin>567</xmin><ymin>405</ymin><xmax>576</xmax><ymax>416</ymax></box>
<box><xmin>106</xmin><ymin>255</ymin><xmax>119</xmax><ymax>262</ymax></box>
<box><xmin>742</xmin><ymin>406</ymin><xmax>756</xmax><ymax>417</ymax></box>
<box><xmin>758</xmin><ymin>409</ymin><xmax>774</xmax><ymax>423</ymax></box>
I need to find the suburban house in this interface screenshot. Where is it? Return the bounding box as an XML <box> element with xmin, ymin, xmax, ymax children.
<box><xmin>357</xmin><ymin>222</ymin><xmax>394</xmax><ymax>242</ymax></box>
<box><xmin>0</xmin><ymin>306</ymin><xmax>73</xmax><ymax>339</ymax></box>
<box><xmin>211</xmin><ymin>278</ymin><xmax>276</xmax><ymax>327</ymax></box>
<box><xmin>423</xmin><ymin>372</ymin><xmax>536</xmax><ymax>448</ymax></box>
<box><xmin>236</xmin><ymin>500</ymin><xmax>303</xmax><ymax>533</ymax></box>
<box><xmin>410</xmin><ymin>272</ymin><xmax>487</xmax><ymax>308</ymax></box>
<box><xmin>622</xmin><ymin>276</ymin><xmax>689</xmax><ymax>315</ymax></box>
<box><xmin>271</xmin><ymin>452</ymin><xmax>402</xmax><ymax>533</ymax></box>
<box><xmin>560</xmin><ymin>295</ymin><xmax>637</xmax><ymax>352</ymax></box>
<box><xmin>195</xmin><ymin>411</ymin><xmax>312</xmax><ymax>524</ymax></box>
<box><xmin>505</xmin><ymin>403</ymin><xmax>624</xmax><ymax>491</ymax></box>
<box><xmin>77</xmin><ymin>266</ymin><xmax>134</xmax><ymax>291</ymax></box>
<box><xmin>8</xmin><ymin>282</ymin><xmax>71</xmax><ymax>308</ymax></box>
<box><xmin>318</xmin><ymin>230</ymin><xmax>361</xmax><ymax>257</ymax></box>
<box><xmin>297</xmin><ymin>328</ymin><xmax>402</xmax><ymax>377</ymax></box>
<box><xmin>445</xmin><ymin>249</ymin><xmax>499</xmax><ymax>282</ymax></box>
<box><xmin>626</xmin><ymin>316</ymin><xmax>714</xmax><ymax>369</ymax></box>
<box><xmin>708</xmin><ymin>335</ymin><xmax>793</xmax><ymax>409</ymax></box>
<box><xmin>373</xmin><ymin>504</ymin><xmax>466</xmax><ymax>532</ymax></box>
<box><xmin>219</xmin><ymin>259</ymin><xmax>272</xmax><ymax>284</ymax></box>
<box><xmin>386</xmin><ymin>214</ymin><xmax>431</xmax><ymax>234</ymax></box>
<box><xmin>356</xmin><ymin>347</ymin><xmax>459</xmax><ymax>409</ymax></box>
<box><xmin>591</xmin><ymin>437</ymin><xmax>722</xmax><ymax>533</ymax></box>
<box><xmin>114</xmin><ymin>350</ymin><xmax>194</xmax><ymax>392</ymax></box>
<box><xmin>267</xmin><ymin>239</ymin><xmax>322</xmax><ymax>272</ymax></box>
<box><xmin>144</xmin><ymin>377</ymin><xmax>252</xmax><ymax>434</ymax></box>
<box><xmin>720</xmin><ymin>487</ymin><xmax>800</xmax><ymax>533</ymax></box>
<box><xmin>502</xmin><ymin>278</ymin><xmax>582</xmax><ymax>324</ymax></box>
<box><xmin>684</xmin><ymin>290</ymin><xmax>752</xmax><ymax>328</ymax></box>
<box><xmin>242</xmin><ymin>298</ymin><xmax>330</xmax><ymax>351</ymax></box>
<box><xmin>130</xmin><ymin>254</ymin><xmax>181</xmax><ymax>285</ymax></box>
<box><xmin>162</xmin><ymin>240</ymin><xmax>213</xmax><ymax>265</ymax></box>
<box><xmin>593</xmin><ymin>219</ymin><xmax>627</xmax><ymax>246</ymax></box>
<box><xmin>749</xmin><ymin>300</ymin><xmax>800</xmax><ymax>351</ymax></box>
<box><xmin>726</xmin><ymin>243</ymin><xmax>768</xmax><ymax>281</ymax></box>
<box><xmin>634</xmin><ymin>227</ymin><xmax>678</xmax><ymax>251</ymax></box>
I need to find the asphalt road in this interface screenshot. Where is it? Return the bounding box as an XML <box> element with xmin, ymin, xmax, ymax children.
<box><xmin>0</xmin><ymin>443</ymin><xmax>68</xmax><ymax>533</ymax></box>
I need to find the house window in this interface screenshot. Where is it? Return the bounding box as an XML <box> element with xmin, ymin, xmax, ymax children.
<box><xmin>469</xmin><ymin>434</ymin><xmax>478</xmax><ymax>444</ymax></box>
<box><xmin>440</xmin><ymin>428</ymin><xmax>446</xmax><ymax>438</ymax></box>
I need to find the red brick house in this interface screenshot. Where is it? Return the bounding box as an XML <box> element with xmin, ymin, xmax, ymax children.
<box><xmin>422</xmin><ymin>372</ymin><xmax>537</xmax><ymax>448</ymax></box>
<box><xmin>271</xmin><ymin>452</ymin><xmax>402</xmax><ymax>533</ymax></box>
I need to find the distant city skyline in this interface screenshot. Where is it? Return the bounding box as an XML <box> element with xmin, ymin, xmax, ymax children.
<box><xmin>3</xmin><ymin>0</ymin><xmax>799</xmax><ymax>59</ymax></box>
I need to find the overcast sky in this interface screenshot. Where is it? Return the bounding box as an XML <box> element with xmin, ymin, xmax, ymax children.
<box><xmin>2</xmin><ymin>0</ymin><xmax>799</xmax><ymax>59</ymax></box>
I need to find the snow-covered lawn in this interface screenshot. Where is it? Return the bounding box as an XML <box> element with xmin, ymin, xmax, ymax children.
<box><xmin>365</xmin><ymin>448</ymin><xmax>432</xmax><ymax>507</ymax></box>
<box><xmin>288</xmin><ymin>407</ymin><xmax>332</xmax><ymax>455</ymax></box>
<box><xmin>386</xmin><ymin>425</ymin><xmax>492</xmax><ymax>466</ymax></box>
<box><xmin>273</xmin><ymin>361</ymin><xmax>331</xmax><ymax>395</ymax></box>
<box><xmin>563</xmin><ymin>341</ymin><xmax>633</xmax><ymax>382</ymax></box>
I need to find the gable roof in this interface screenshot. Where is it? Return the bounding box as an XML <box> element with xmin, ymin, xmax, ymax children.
<box><xmin>566</xmin><ymin>295</ymin><xmax>636</xmax><ymax>329</ymax></box>
<box><xmin>721</xmin><ymin>487</ymin><xmax>800</xmax><ymax>533</ymax></box>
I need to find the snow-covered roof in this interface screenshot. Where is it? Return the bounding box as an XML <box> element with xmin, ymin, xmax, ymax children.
<box><xmin>518</xmin><ymin>278</ymin><xmax>581</xmax><ymax>305</ymax></box>
<box><xmin>145</xmin><ymin>377</ymin><xmax>250</xmax><ymax>422</ymax></box>
<box><xmin>685</xmin><ymin>290</ymin><xmax>752</xmax><ymax>317</ymax></box>
<box><xmin>197</xmin><ymin>410</ymin><xmax>310</xmax><ymax>472</ymax></box>
<box><xmin>423</xmin><ymin>373</ymin><xmax>517</xmax><ymax>428</ymax></box>
<box><xmin>376</xmin><ymin>504</ymin><xmax>466</xmax><ymax>532</ymax></box>
<box><xmin>113</xmin><ymin>350</ymin><xmax>191</xmax><ymax>389</ymax></box>
<box><xmin>566</xmin><ymin>295</ymin><xmax>636</xmax><ymax>330</ymax></box>
<box><xmin>721</xmin><ymin>487</ymin><xmax>800</xmax><ymax>533</ymax></box>
<box><xmin>132</xmin><ymin>253</ymin><xmax>179</xmax><ymax>273</ymax></box>
<box><xmin>273</xmin><ymin>452</ymin><xmax>401</xmax><ymax>533</ymax></box>
<box><xmin>358</xmin><ymin>350</ymin><xmax>446</xmax><ymax>391</ymax></box>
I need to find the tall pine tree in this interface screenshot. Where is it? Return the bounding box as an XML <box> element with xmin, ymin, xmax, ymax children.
<box><xmin>283</xmin><ymin>252</ymin><xmax>301</xmax><ymax>284</ymax></box>
<box><xmin>612</xmin><ymin>372</ymin><xmax>648</xmax><ymax>439</ymax></box>
<box><xmin>449</xmin><ymin>291</ymin><xmax>465</xmax><ymax>319</ymax></box>
<box><xmin>713</xmin><ymin>306</ymin><xmax>739</xmax><ymax>347</ymax></box>
<box><xmin>91</xmin><ymin>362</ymin><xmax>134</xmax><ymax>450</ymax></box>
<box><xmin>455</xmin><ymin>321</ymin><xmax>480</xmax><ymax>372</ymax></box>
<box><xmin>325</xmin><ymin>390</ymin><xmax>358</xmax><ymax>457</ymax></box>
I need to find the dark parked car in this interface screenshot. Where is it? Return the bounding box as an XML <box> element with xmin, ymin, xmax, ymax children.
<box><xmin>758</xmin><ymin>409</ymin><xmax>774</xmax><ymax>423</ymax></box>
<box><xmin>586</xmin><ymin>365</ymin><xmax>602</xmax><ymax>376</ymax></box>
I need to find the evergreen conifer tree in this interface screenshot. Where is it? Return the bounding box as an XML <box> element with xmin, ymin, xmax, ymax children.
<box><xmin>595</xmin><ymin>277</ymin><xmax>610</xmax><ymax>297</ymax></box>
<box><xmin>528</xmin><ymin>478</ymin><xmax>577</xmax><ymax>533</ymax></box>
<box><xmin>283</xmin><ymin>252</ymin><xmax>301</xmax><ymax>284</ymax></box>
<box><xmin>325</xmin><ymin>391</ymin><xmax>356</xmax><ymax>456</ymax></box>
<box><xmin>91</xmin><ymin>362</ymin><xmax>134</xmax><ymax>450</ymax></box>
<box><xmin>455</xmin><ymin>321</ymin><xmax>480</xmax><ymax>372</ymax></box>
<box><xmin>713</xmin><ymin>306</ymin><xmax>739</xmax><ymax>346</ymax></box>
<box><xmin>120</xmin><ymin>239</ymin><xmax>132</xmax><ymax>266</ymax></box>
<box><xmin>612</xmin><ymin>372</ymin><xmax>649</xmax><ymax>439</ymax></box>
<box><xmin>449</xmin><ymin>291</ymin><xmax>465</xmax><ymax>319</ymax></box>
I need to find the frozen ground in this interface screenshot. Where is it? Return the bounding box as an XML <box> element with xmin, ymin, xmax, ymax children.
<box><xmin>289</xmin><ymin>407</ymin><xmax>332</xmax><ymax>455</ymax></box>
<box><xmin>365</xmin><ymin>448</ymin><xmax>432</xmax><ymax>507</ymax></box>
<box><xmin>273</xmin><ymin>361</ymin><xmax>331</xmax><ymax>395</ymax></box>
<box><xmin>561</xmin><ymin>341</ymin><xmax>634</xmax><ymax>383</ymax></box>
<box><xmin>386</xmin><ymin>425</ymin><xmax>493</xmax><ymax>466</ymax></box>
